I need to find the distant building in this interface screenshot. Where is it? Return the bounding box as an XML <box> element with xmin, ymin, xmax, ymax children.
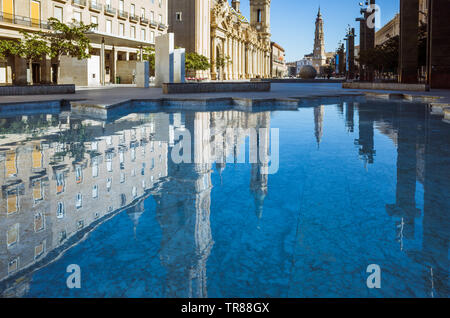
<box><xmin>270</xmin><ymin>42</ymin><xmax>286</xmax><ymax>78</ymax></box>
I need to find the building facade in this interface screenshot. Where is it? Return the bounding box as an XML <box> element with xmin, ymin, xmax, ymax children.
<box><xmin>168</xmin><ymin>0</ymin><xmax>271</xmax><ymax>80</ymax></box>
<box><xmin>270</xmin><ymin>41</ymin><xmax>285</xmax><ymax>78</ymax></box>
<box><xmin>0</xmin><ymin>0</ymin><xmax>168</xmax><ymax>85</ymax></box>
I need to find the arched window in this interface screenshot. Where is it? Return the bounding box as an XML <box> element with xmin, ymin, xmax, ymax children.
<box><xmin>257</xmin><ymin>9</ymin><xmax>262</xmax><ymax>23</ymax></box>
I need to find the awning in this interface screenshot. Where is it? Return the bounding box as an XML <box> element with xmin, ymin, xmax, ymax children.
<box><xmin>86</xmin><ymin>31</ymin><xmax>154</xmax><ymax>48</ymax></box>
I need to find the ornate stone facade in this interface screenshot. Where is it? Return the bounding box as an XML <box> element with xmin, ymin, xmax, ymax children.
<box><xmin>169</xmin><ymin>0</ymin><xmax>271</xmax><ymax>80</ymax></box>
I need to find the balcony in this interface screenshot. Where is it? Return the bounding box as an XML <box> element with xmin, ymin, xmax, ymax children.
<box><xmin>0</xmin><ymin>11</ymin><xmax>50</xmax><ymax>29</ymax></box>
<box><xmin>89</xmin><ymin>1</ymin><xmax>102</xmax><ymax>12</ymax></box>
<box><xmin>149</xmin><ymin>21</ymin><xmax>158</xmax><ymax>29</ymax></box>
<box><xmin>72</xmin><ymin>0</ymin><xmax>86</xmax><ymax>7</ymax></box>
<box><xmin>158</xmin><ymin>23</ymin><xmax>166</xmax><ymax>31</ymax></box>
<box><xmin>53</xmin><ymin>0</ymin><xmax>68</xmax><ymax>3</ymax></box>
<box><xmin>104</xmin><ymin>5</ymin><xmax>116</xmax><ymax>17</ymax></box>
<box><xmin>140</xmin><ymin>17</ymin><xmax>149</xmax><ymax>25</ymax></box>
<box><xmin>129</xmin><ymin>14</ymin><xmax>139</xmax><ymax>23</ymax></box>
<box><xmin>118</xmin><ymin>10</ymin><xmax>128</xmax><ymax>20</ymax></box>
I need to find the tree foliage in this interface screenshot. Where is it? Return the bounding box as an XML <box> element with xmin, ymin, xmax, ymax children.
<box><xmin>185</xmin><ymin>52</ymin><xmax>211</xmax><ymax>71</ymax></box>
<box><xmin>40</xmin><ymin>18</ymin><xmax>97</xmax><ymax>61</ymax></box>
<box><xmin>357</xmin><ymin>35</ymin><xmax>399</xmax><ymax>76</ymax></box>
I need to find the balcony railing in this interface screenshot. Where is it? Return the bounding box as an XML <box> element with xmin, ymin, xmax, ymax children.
<box><xmin>140</xmin><ymin>17</ymin><xmax>149</xmax><ymax>25</ymax></box>
<box><xmin>104</xmin><ymin>5</ymin><xmax>116</xmax><ymax>16</ymax></box>
<box><xmin>89</xmin><ymin>1</ymin><xmax>102</xmax><ymax>12</ymax></box>
<box><xmin>129</xmin><ymin>14</ymin><xmax>139</xmax><ymax>23</ymax></box>
<box><xmin>72</xmin><ymin>0</ymin><xmax>86</xmax><ymax>7</ymax></box>
<box><xmin>0</xmin><ymin>11</ymin><xmax>50</xmax><ymax>29</ymax></box>
<box><xmin>149</xmin><ymin>21</ymin><xmax>158</xmax><ymax>29</ymax></box>
<box><xmin>158</xmin><ymin>23</ymin><xmax>166</xmax><ymax>30</ymax></box>
<box><xmin>118</xmin><ymin>10</ymin><xmax>128</xmax><ymax>19</ymax></box>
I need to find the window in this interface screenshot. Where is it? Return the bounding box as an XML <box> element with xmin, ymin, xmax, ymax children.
<box><xmin>91</xmin><ymin>15</ymin><xmax>98</xmax><ymax>30</ymax></box>
<box><xmin>119</xmin><ymin>0</ymin><xmax>124</xmax><ymax>12</ymax></box>
<box><xmin>76</xmin><ymin>193</ymin><xmax>82</xmax><ymax>209</ymax></box>
<box><xmin>54</xmin><ymin>6</ymin><xmax>63</xmax><ymax>22</ymax></box>
<box><xmin>132</xmin><ymin>186</ymin><xmax>137</xmax><ymax>198</ymax></box>
<box><xmin>106</xmin><ymin>177</ymin><xmax>112</xmax><ymax>191</ymax></box>
<box><xmin>130</xmin><ymin>26</ymin><xmax>136</xmax><ymax>38</ymax></box>
<box><xmin>75</xmin><ymin>165</ymin><xmax>83</xmax><ymax>183</ymax></box>
<box><xmin>150</xmin><ymin>31</ymin><xmax>155</xmax><ymax>43</ymax></box>
<box><xmin>150</xmin><ymin>11</ymin><xmax>154</xmax><ymax>22</ymax></box>
<box><xmin>158</xmin><ymin>14</ymin><xmax>162</xmax><ymax>24</ymax></box>
<box><xmin>8</xmin><ymin>259</ymin><xmax>19</xmax><ymax>274</ymax></box>
<box><xmin>141</xmin><ymin>7</ymin><xmax>145</xmax><ymax>18</ymax></box>
<box><xmin>131</xmin><ymin>4</ymin><xmax>135</xmax><ymax>16</ymax></box>
<box><xmin>92</xmin><ymin>185</ymin><xmax>98</xmax><ymax>198</ymax></box>
<box><xmin>34</xmin><ymin>241</ymin><xmax>45</xmax><ymax>259</ymax></box>
<box><xmin>176</xmin><ymin>12</ymin><xmax>182</xmax><ymax>21</ymax></box>
<box><xmin>120</xmin><ymin>172</ymin><xmax>125</xmax><ymax>183</ymax></box>
<box><xmin>7</xmin><ymin>224</ymin><xmax>19</xmax><ymax>248</ymax></box>
<box><xmin>119</xmin><ymin>23</ymin><xmax>125</xmax><ymax>36</ymax></box>
<box><xmin>257</xmin><ymin>9</ymin><xmax>262</xmax><ymax>23</ymax></box>
<box><xmin>57</xmin><ymin>202</ymin><xmax>65</xmax><ymax>218</ymax></box>
<box><xmin>71</xmin><ymin>11</ymin><xmax>82</xmax><ymax>24</ymax></box>
<box><xmin>34</xmin><ymin>212</ymin><xmax>45</xmax><ymax>232</ymax></box>
<box><xmin>106</xmin><ymin>20</ymin><xmax>112</xmax><ymax>34</ymax></box>
<box><xmin>159</xmin><ymin>0</ymin><xmax>162</xmax><ymax>8</ymax></box>
<box><xmin>141</xmin><ymin>28</ymin><xmax>146</xmax><ymax>41</ymax></box>
<box><xmin>92</xmin><ymin>157</ymin><xmax>99</xmax><ymax>177</ymax></box>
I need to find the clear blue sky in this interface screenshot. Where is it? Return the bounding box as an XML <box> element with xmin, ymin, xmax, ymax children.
<box><xmin>237</xmin><ymin>0</ymin><xmax>399</xmax><ymax>62</ymax></box>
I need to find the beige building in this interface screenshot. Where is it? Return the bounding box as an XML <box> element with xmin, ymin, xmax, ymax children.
<box><xmin>168</xmin><ymin>0</ymin><xmax>271</xmax><ymax>80</ymax></box>
<box><xmin>0</xmin><ymin>0</ymin><xmax>168</xmax><ymax>85</ymax></box>
<box><xmin>270</xmin><ymin>41</ymin><xmax>286</xmax><ymax>78</ymax></box>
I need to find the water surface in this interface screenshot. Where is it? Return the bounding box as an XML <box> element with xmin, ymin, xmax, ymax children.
<box><xmin>0</xmin><ymin>99</ymin><xmax>448</xmax><ymax>298</ymax></box>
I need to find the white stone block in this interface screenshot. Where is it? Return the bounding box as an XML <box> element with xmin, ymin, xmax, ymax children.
<box><xmin>155</xmin><ymin>33</ymin><xmax>174</xmax><ymax>87</ymax></box>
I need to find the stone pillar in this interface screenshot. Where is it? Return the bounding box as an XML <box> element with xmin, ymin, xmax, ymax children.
<box><xmin>111</xmin><ymin>46</ymin><xmax>117</xmax><ymax>84</ymax></box>
<box><xmin>399</xmin><ymin>0</ymin><xmax>419</xmax><ymax>83</ymax></box>
<box><xmin>211</xmin><ymin>36</ymin><xmax>217</xmax><ymax>80</ymax></box>
<box><xmin>100</xmin><ymin>37</ymin><xmax>106</xmax><ymax>86</ymax></box>
<box><xmin>223</xmin><ymin>38</ymin><xmax>229</xmax><ymax>80</ymax></box>
<box><xmin>427</xmin><ymin>0</ymin><xmax>450</xmax><ymax>88</ymax></box>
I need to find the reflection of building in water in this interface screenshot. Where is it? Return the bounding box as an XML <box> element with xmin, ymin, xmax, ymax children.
<box><xmin>156</xmin><ymin>110</ymin><xmax>271</xmax><ymax>297</ymax></box>
<box><xmin>420</xmin><ymin>112</ymin><xmax>449</xmax><ymax>298</ymax></box>
<box><xmin>386</xmin><ymin>104</ymin><xmax>422</xmax><ymax>250</ymax></box>
<box><xmin>314</xmin><ymin>106</ymin><xmax>324</xmax><ymax>148</ymax></box>
<box><xmin>355</xmin><ymin>105</ymin><xmax>376</xmax><ymax>165</ymax></box>
<box><xmin>345</xmin><ymin>102</ymin><xmax>355</xmax><ymax>133</ymax></box>
<box><xmin>0</xmin><ymin>113</ymin><xmax>168</xmax><ymax>295</ymax></box>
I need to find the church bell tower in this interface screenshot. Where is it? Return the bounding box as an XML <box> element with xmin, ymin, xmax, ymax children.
<box><xmin>250</xmin><ymin>0</ymin><xmax>271</xmax><ymax>37</ymax></box>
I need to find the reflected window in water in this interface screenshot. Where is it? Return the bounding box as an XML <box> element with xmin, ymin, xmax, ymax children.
<box><xmin>56</xmin><ymin>202</ymin><xmax>65</xmax><ymax>218</ymax></box>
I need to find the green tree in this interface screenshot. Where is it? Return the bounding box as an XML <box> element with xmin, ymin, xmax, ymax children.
<box><xmin>0</xmin><ymin>39</ymin><xmax>22</xmax><ymax>84</ymax></box>
<box><xmin>40</xmin><ymin>18</ymin><xmax>97</xmax><ymax>83</ymax></box>
<box><xmin>185</xmin><ymin>52</ymin><xmax>211</xmax><ymax>75</ymax></box>
<box><xmin>17</xmin><ymin>32</ymin><xmax>50</xmax><ymax>85</ymax></box>
<box><xmin>141</xmin><ymin>46</ymin><xmax>155</xmax><ymax>76</ymax></box>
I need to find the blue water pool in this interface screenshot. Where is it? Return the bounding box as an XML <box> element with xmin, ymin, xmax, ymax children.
<box><xmin>0</xmin><ymin>98</ymin><xmax>448</xmax><ymax>298</ymax></box>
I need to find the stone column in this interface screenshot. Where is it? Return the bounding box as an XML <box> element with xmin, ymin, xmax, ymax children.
<box><xmin>399</xmin><ymin>0</ymin><xmax>419</xmax><ymax>83</ymax></box>
<box><xmin>223</xmin><ymin>38</ymin><xmax>229</xmax><ymax>80</ymax></box>
<box><xmin>111</xmin><ymin>46</ymin><xmax>117</xmax><ymax>84</ymax></box>
<box><xmin>427</xmin><ymin>0</ymin><xmax>450</xmax><ymax>88</ymax></box>
<box><xmin>211</xmin><ymin>36</ymin><xmax>217</xmax><ymax>80</ymax></box>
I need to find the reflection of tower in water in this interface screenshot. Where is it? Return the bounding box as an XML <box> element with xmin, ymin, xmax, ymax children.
<box><xmin>126</xmin><ymin>198</ymin><xmax>146</xmax><ymax>239</ymax></box>
<box><xmin>386</xmin><ymin>104</ymin><xmax>421</xmax><ymax>250</ymax></box>
<box><xmin>355</xmin><ymin>105</ymin><xmax>376</xmax><ymax>166</ymax></box>
<box><xmin>250</xmin><ymin>113</ymin><xmax>270</xmax><ymax>220</ymax></box>
<box><xmin>314</xmin><ymin>106</ymin><xmax>324</xmax><ymax>148</ymax></box>
<box><xmin>345</xmin><ymin>102</ymin><xmax>355</xmax><ymax>133</ymax></box>
<box><xmin>155</xmin><ymin>110</ymin><xmax>272</xmax><ymax>297</ymax></box>
<box><xmin>155</xmin><ymin>112</ymin><xmax>213</xmax><ymax>298</ymax></box>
